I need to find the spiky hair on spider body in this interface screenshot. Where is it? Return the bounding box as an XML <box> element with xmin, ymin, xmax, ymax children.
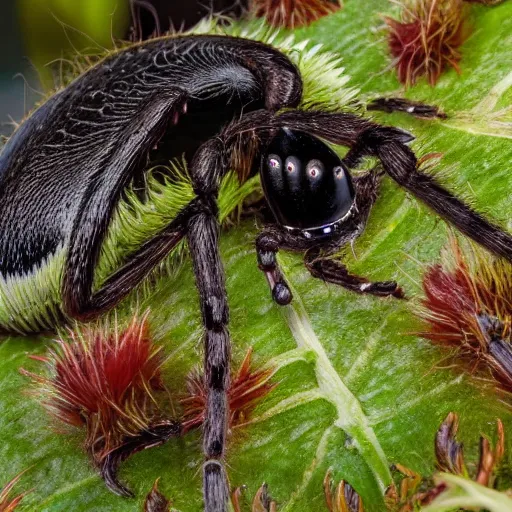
<box><xmin>384</xmin><ymin>0</ymin><xmax>469</xmax><ymax>87</ymax></box>
<box><xmin>418</xmin><ymin>237</ymin><xmax>512</xmax><ymax>392</ymax></box>
<box><xmin>20</xmin><ymin>314</ymin><xmax>181</xmax><ymax>497</ymax></box>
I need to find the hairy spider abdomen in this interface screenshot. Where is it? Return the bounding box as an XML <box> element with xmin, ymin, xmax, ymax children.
<box><xmin>0</xmin><ymin>35</ymin><xmax>303</xmax><ymax>335</ymax></box>
<box><xmin>0</xmin><ymin>35</ymin><xmax>301</xmax><ymax>280</ymax></box>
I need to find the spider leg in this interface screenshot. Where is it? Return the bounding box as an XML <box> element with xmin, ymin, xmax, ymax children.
<box><xmin>186</xmin><ymin>140</ymin><xmax>232</xmax><ymax>512</ymax></box>
<box><xmin>256</xmin><ymin>228</ymin><xmax>293</xmax><ymax>305</ymax></box>
<box><xmin>256</xmin><ymin>169</ymin><xmax>403</xmax><ymax>303</ymax></box>
<box><xmin>367</xmin><ymin>97</ymin><xmax>447</xmax><ymax>119</ymax></box>
<box><xmin>256</xmin><ymin>225</ymin><xmax>403</xmax><ymax>303</ymax></box>
<box><xmin>223</xmin><ymin>109</ymin><xmax>411</xmax><ymax>149</ymax></box>
<box><xmin>305</xmin><ymin>169</ymin><xmax>404</xmax><ymax>298</ymax></box>
<box><xmin>242</xmin><ymin>109</ymin><xmax>512</xmax><ymax>262</ymax></box>
<box><xmin>349</xmin><ymin>168</ymin><xmax>384</xmax><ymax>236</ymax></box>
<box><xmin>305</xmin><ymin>250</ymin><xmax>404</xmax><ymax>297</ymax></box>
<box><xmin>346</xmin><ymin>130</ymin><xmax>512</xmax><ymax>262</ymax></box>
<box><xmin>100</xmin><ymin>421</ymin><xmax>182</xmax><ymax>497</ymax></box>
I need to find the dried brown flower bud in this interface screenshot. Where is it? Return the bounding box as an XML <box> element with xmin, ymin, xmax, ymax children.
<box><xmin>144</xmin><ymin>479</ymin><xmax>172</xmax><ymax>512</ymax></box>
<box><xmin>324</xmin><ymin>470</ymin><xmax>365</xmax><ymax>512</ymax></box>
<box><xmin>435</xmin><ymin>412</ymin><xmax>465</xmax><ymax>475</ymax></box>
<box><xmin>231</xmin><ymin>483</ymin><xmax>277</xmax><ymax>512</ymax></box>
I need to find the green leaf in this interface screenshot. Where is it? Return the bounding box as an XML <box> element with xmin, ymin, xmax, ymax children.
<box><xmin>1</xmin><ymin>1</ymin><xmax>512</xmax><ymax>512</ymax></box>
<box><xmin>18</xmin><ymin>0</ymin><xmax>130</xmax><ymax>88</ymax></box>
<box><xmin>422</xmin><ymin>473</ymin><xmax>512</xmax><ymax>512</ymax></box>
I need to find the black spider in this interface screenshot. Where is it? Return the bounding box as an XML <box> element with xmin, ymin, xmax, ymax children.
<box><xmin>1</xmin><ymin>34</ymin><xmax>511</xmax><ymax>512</ymax></box>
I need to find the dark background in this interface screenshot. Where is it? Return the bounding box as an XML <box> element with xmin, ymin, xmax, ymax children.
<box><xmin>0</xmin><ymin>0</ymin><xmax>36</xmax><ymax>136</ymax></box>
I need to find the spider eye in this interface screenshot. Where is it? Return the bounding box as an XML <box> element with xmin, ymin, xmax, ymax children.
<box><xmin>306</xmin><ymin>159</ymin><xmax>323</xmax><ymax>179</ymax></box>
<box><xmin>268</xmin><ymin>155</ymin><xmax>281</xmax><ymax>170</ymax></box>
<box><xmin>334</xmin><ymin>166</ymin><xmax>345</xmax><ymax>180</ymax></box>
<box><xmin>285</xmin><ymin>157</ymin><xmax>298</xmax><ymax>173</ymax></box>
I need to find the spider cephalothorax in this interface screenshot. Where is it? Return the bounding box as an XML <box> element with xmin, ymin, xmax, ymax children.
<box><xmin>261</xmin><ymin>128</ymin><xmax>355</xmax><ymax>236</ymax></box>
<box><xmin>1</xmin><ymin>33</ymin><xmax>512</xmax><ymax>512</ymax></box>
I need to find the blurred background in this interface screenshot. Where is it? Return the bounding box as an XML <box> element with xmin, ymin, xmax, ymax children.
<box><xmin>0</xmin><ymin>0</ymin><xmax>247</xmax><ymax>138</ymax></box>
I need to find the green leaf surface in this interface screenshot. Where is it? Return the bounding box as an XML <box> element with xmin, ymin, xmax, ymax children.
<box><xmin>422</xmin><ymin>473</ymin><xmax>512</xmax><ymax>512</ymax></box>
<box><xmin>18</xmin><ymin>0</ymin><xmax>130</xmax><ymax>88</ymax></box>
<box><xmin>2</xmin><ymin>1</ymin><xmax>512</xmax><ymax>511</ymax></box>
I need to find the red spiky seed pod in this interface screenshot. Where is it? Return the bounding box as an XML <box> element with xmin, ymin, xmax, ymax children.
<box><xmin>182</xmin><ymin>347</ymin><xmax>276</xmax><ymax>432</ymax></box>
<box><xmin>20</xmin><ymin>313</ymin><xmax>181</xmax><ymax>497</ymax></box>
<box><xmin>0</xmin><ymin>471</ymin><xmax>30</xmax><ymax>512</ymax></box>
<box><xmin>252</xmin><ymin>0</ymin><xmax>341</xmax><ymax>29</ymax></box>
<box><xmin>384</xmin><ymin>0</ymin><xmax>469</xmax><ymax>87</ymax></box>
<box><xmin>418</xmin><ymin>237</ymin><xmax>512</xmax><ymax>392</ymax></box>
